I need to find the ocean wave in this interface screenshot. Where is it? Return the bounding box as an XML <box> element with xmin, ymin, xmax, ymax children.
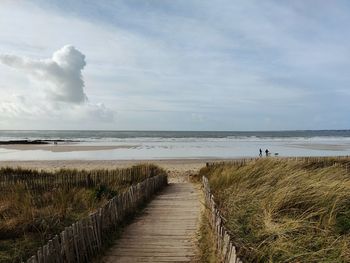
<box><xmin>1</xmin><ymin>130</ymin><xmax>350</xmax><ymax>143</ymax></box>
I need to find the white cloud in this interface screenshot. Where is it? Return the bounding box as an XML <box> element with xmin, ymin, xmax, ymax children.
<box><xmin>0</xmin><ymin>44</ymin><xmax>116</xmax><ymax>129</ymax></box>
<box><xmin>0</xmin><ymin>1</ymin><xmax>349</xmax><ymax>130</ymax></box>
<box><xmin>0</xmin><ymin>94</ymin><xmax>115</xmax><ymax>129</ymax></box>
<box><xmin>0</xmin><ymin>45</ymin><xmax>87</xmax><ymax>103</ymax></box>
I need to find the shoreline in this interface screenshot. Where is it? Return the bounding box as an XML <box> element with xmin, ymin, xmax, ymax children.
<box><xmin>0</xmin><ymin>144</ymin><xmax>139</xmax><ymax>152</ymax></box>
<box><xmin>1</xmin><ymin>142</ymin><xmax>350</xmax><ymax>152</ymax></box>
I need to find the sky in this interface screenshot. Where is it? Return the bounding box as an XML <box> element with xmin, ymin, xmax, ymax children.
<box><xmin>0</xmin><ymin>0</ymin><xmax>349</xmax><ymax>131</ymax></box>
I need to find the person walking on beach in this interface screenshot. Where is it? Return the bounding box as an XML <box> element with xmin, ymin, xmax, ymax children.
<box><xmin>265</xmin><ymin>149</ymin><xmax>269</xmax><ymax>157</ymax></box>
<box><xmin>259</xmin><ymin>149</ymin><xmax>262</xmax><ymax>157</ymax></box>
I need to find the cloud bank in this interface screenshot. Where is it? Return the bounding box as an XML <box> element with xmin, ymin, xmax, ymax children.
<box><xmin>0</xmin><ymin>45</ymin><xmax>87</xmax><ymax>103</ymax></box>
<box><xmin>0</xmin><ymin>95</ymin><xmax>115</xmax><ymax>129</ymax></box>
<box><xmin>0</xmin><ymin>1</ymin><xmax>349</xmax><ymax>130</ymax></box>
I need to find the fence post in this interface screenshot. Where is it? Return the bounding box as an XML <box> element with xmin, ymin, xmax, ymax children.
<box><xmin>202</xmin><ymin>176</ymin><xmax>243</xmax><ymax>263</ymax></box>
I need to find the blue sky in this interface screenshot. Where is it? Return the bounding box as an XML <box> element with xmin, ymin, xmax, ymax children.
<box><xmin>0</xmin><ymin>0</ymin><xmax>349</xmax><ymax>130</ymax></box>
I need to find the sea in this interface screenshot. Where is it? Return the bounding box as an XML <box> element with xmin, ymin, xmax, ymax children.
<box><xmin>0</xmin><ymin>130</ymin><xmax>350</xmax><ymax>160</ymax></box>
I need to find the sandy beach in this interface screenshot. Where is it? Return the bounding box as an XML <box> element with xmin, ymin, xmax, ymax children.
<box><xmin>0</xmin><ymin>144</ymin><xmax>138</xmax><ymax>152</ymax></box>
<box><xmin>287</xmin><ymin>143</ymin><xmax>350</xmax><ymax>151</ymax></box>
<box><xmin>0</xmin><ymin>159</ymin><xmax>224</xmax><ymax>183</ymax></box>
<box><xmin>1</xmin><ymin>138</ymin><xmax>350</xmax><ymax>161</ymax></box>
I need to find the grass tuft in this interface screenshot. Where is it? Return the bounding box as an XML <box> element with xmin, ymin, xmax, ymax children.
<box><xmin>198</xmin><ymin>157</ymin><xmax>350</xmax><ymax>262</ymax></box>
<box><xmin>0</xmin><ymin>164</ymin><xmax>166</xmax><ymax>263</ymax></box>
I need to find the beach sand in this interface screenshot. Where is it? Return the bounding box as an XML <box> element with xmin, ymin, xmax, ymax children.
<box><xmin>0</xmin><ymin>159</ymin><xmax>223</xmax><ymax>183</ymax></box>
<box><xmin>286</xmin><ymin>143</ymin><xmax>350</xmax><ymax>151</ymax></box>
<box><xmin>0</xmin><ymin>144</ymin><xmax>138</xmax><ymax>152</ymax></box>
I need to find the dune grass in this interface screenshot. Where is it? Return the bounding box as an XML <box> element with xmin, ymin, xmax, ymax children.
<box><xmin>199</xmin><ymin>157</ymin><xmax>350</xmax><ymax>262</ymax></box>
<box><xmin>0</xmin><ymin>164</ymin><xmax>165</xmax><ymax>263</ymax></box>
<box><xmin>196</xmin><ymin>209</ymin><xmax>218</xmax><ymax>263</ymax></box>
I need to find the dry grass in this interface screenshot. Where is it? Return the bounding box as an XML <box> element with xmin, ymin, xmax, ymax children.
<box><xmin>199</xmin><ymin>157</ymin><xmax>350</xmax><ymax>262</ymax></box>
<box><xmin>196</xmin><ymin>209</ymin><xmax>218</xmax><ymax>263</ymax></box>
<box><xmin>0</xmin><ymin>164</ymin><xmax>165</xmax><ymax>263</ymax></box>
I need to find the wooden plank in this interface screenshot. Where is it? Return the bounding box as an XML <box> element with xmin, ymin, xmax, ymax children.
<box><xmin>102</xmin><ymin>183</ymin><xmax>200</xmax><ymax>263</ymax></box>
<box><xmin>21</xmin><ymin>174</ymin><xmax>167</xmax><ymax>263</ymax></box>
<box><xmin>72</xmin><ymin>223</ymin><xmax>80</xmax><ymax>263</ymax></box>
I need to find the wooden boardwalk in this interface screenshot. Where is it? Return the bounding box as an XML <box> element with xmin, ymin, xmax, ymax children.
<box><xmin>102</xmin><ymin>183</ymin><xmax>200</xmax><ymax>263</ymax></box>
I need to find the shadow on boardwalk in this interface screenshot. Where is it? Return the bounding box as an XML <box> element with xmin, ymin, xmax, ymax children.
<box><xmin>102</xmin><ymin>183</ymin><xmax>201</xmax><ymax>263</ymax></box>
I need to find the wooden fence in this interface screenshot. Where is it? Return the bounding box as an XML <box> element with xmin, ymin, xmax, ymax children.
<box><xmin>202</xmin><ymin>156</ymin><xmax>350</xmax><ymax>263</ymax></box>
<box><xmin>0</xmin><ymin>165</ymin><xmax>159</xmax><ymax>192</ymax></box>
<box><xmin>206</xmin><ymin>156</ymin><xmax>350</xmax><ymax>171</ymax></box>
<box><xmin>24</xmin><ymin>174</ymin><xmax>168</xmax><ymax>263</ymax></box>
<box><xmin>202</xmin><ymin>176</ymin><xmax>243</xmax><ymax>263</ymax></box>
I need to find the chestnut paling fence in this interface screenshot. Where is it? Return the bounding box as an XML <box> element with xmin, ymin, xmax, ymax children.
<box><xmin>24</xmin><ymin>174</ymin><xmax>168</xmax><ymax>263</ymax></box>
<box><xmin>206</xmin><ymin>156</ymin><xmax>350</xmax><ymax>171</ymax></box>
<box><xmin>202</xmin><ymin>156</ymin><xmax>350</xmax><ymax>263</ymax></box>
<box><xmin>0</xmin><ymin>165</ymin><xmax>159</xmax><ymax>192</ymax></box>
<box><xmin>202</xmin><ymin>176</ymin><xmax>243</xmax><ymax>263</ymax></box>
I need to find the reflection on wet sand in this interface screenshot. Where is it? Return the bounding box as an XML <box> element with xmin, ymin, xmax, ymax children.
<box><xmin>0</xmin><ymin>144</ymin><xmax>140</xmax><ymax>152</ymax></box>
<box><xmin>286</xmin><ymin>143</ymin><xmax>350</xmax><ymax>151</ymax></box>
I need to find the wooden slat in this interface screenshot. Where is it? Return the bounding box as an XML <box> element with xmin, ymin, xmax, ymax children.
<box><xmin>22</xmin><ymin>174</ymin><xmax>167</xmax><ymax>263</ymax></box>
<box><xmin>102</xmin><ymin>183</ymin><xmax>200</xmax><ymax>263</ymax></box>
<box><xmin>202</xmin><ymin>176</ymin><xmax>243</xmax><ymax>263</ymax></box>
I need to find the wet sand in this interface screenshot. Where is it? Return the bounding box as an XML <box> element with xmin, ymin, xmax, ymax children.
<box><xmin>1</xmin><ymin>139</ymin><xmax>350</xmax><ymax>161</ymax></box>
<box><xmin>287</xmin><ymin>143</ymin><xmax>350</xmax><ymax>151</ymax></box>
<box><xmin>0</xmin><ymin>144</ymin><xmax>138</xmax><ymax>152</ymax></box>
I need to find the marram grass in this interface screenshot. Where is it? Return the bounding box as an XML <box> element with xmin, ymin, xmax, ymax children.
<box><xmin>199</xmin><ymin>157</ymin><xmax>350</xmax><ymax>263</ymax></box>
<box><xmin>0</xmin><ymin>164</ymin><xmax>166</xmax><ymax>263</ymax></box>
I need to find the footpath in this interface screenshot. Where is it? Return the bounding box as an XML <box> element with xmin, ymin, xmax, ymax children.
<box><xmin>102</xmin><ymin>182</ymin><xmax>201</xmax><ymax>263</ymax></box>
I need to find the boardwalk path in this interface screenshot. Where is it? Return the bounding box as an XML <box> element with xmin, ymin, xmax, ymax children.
<box><xmin>102</xmin><ymin>183</ymin><xmax>201</xmax><ymax>263</ymax></box>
